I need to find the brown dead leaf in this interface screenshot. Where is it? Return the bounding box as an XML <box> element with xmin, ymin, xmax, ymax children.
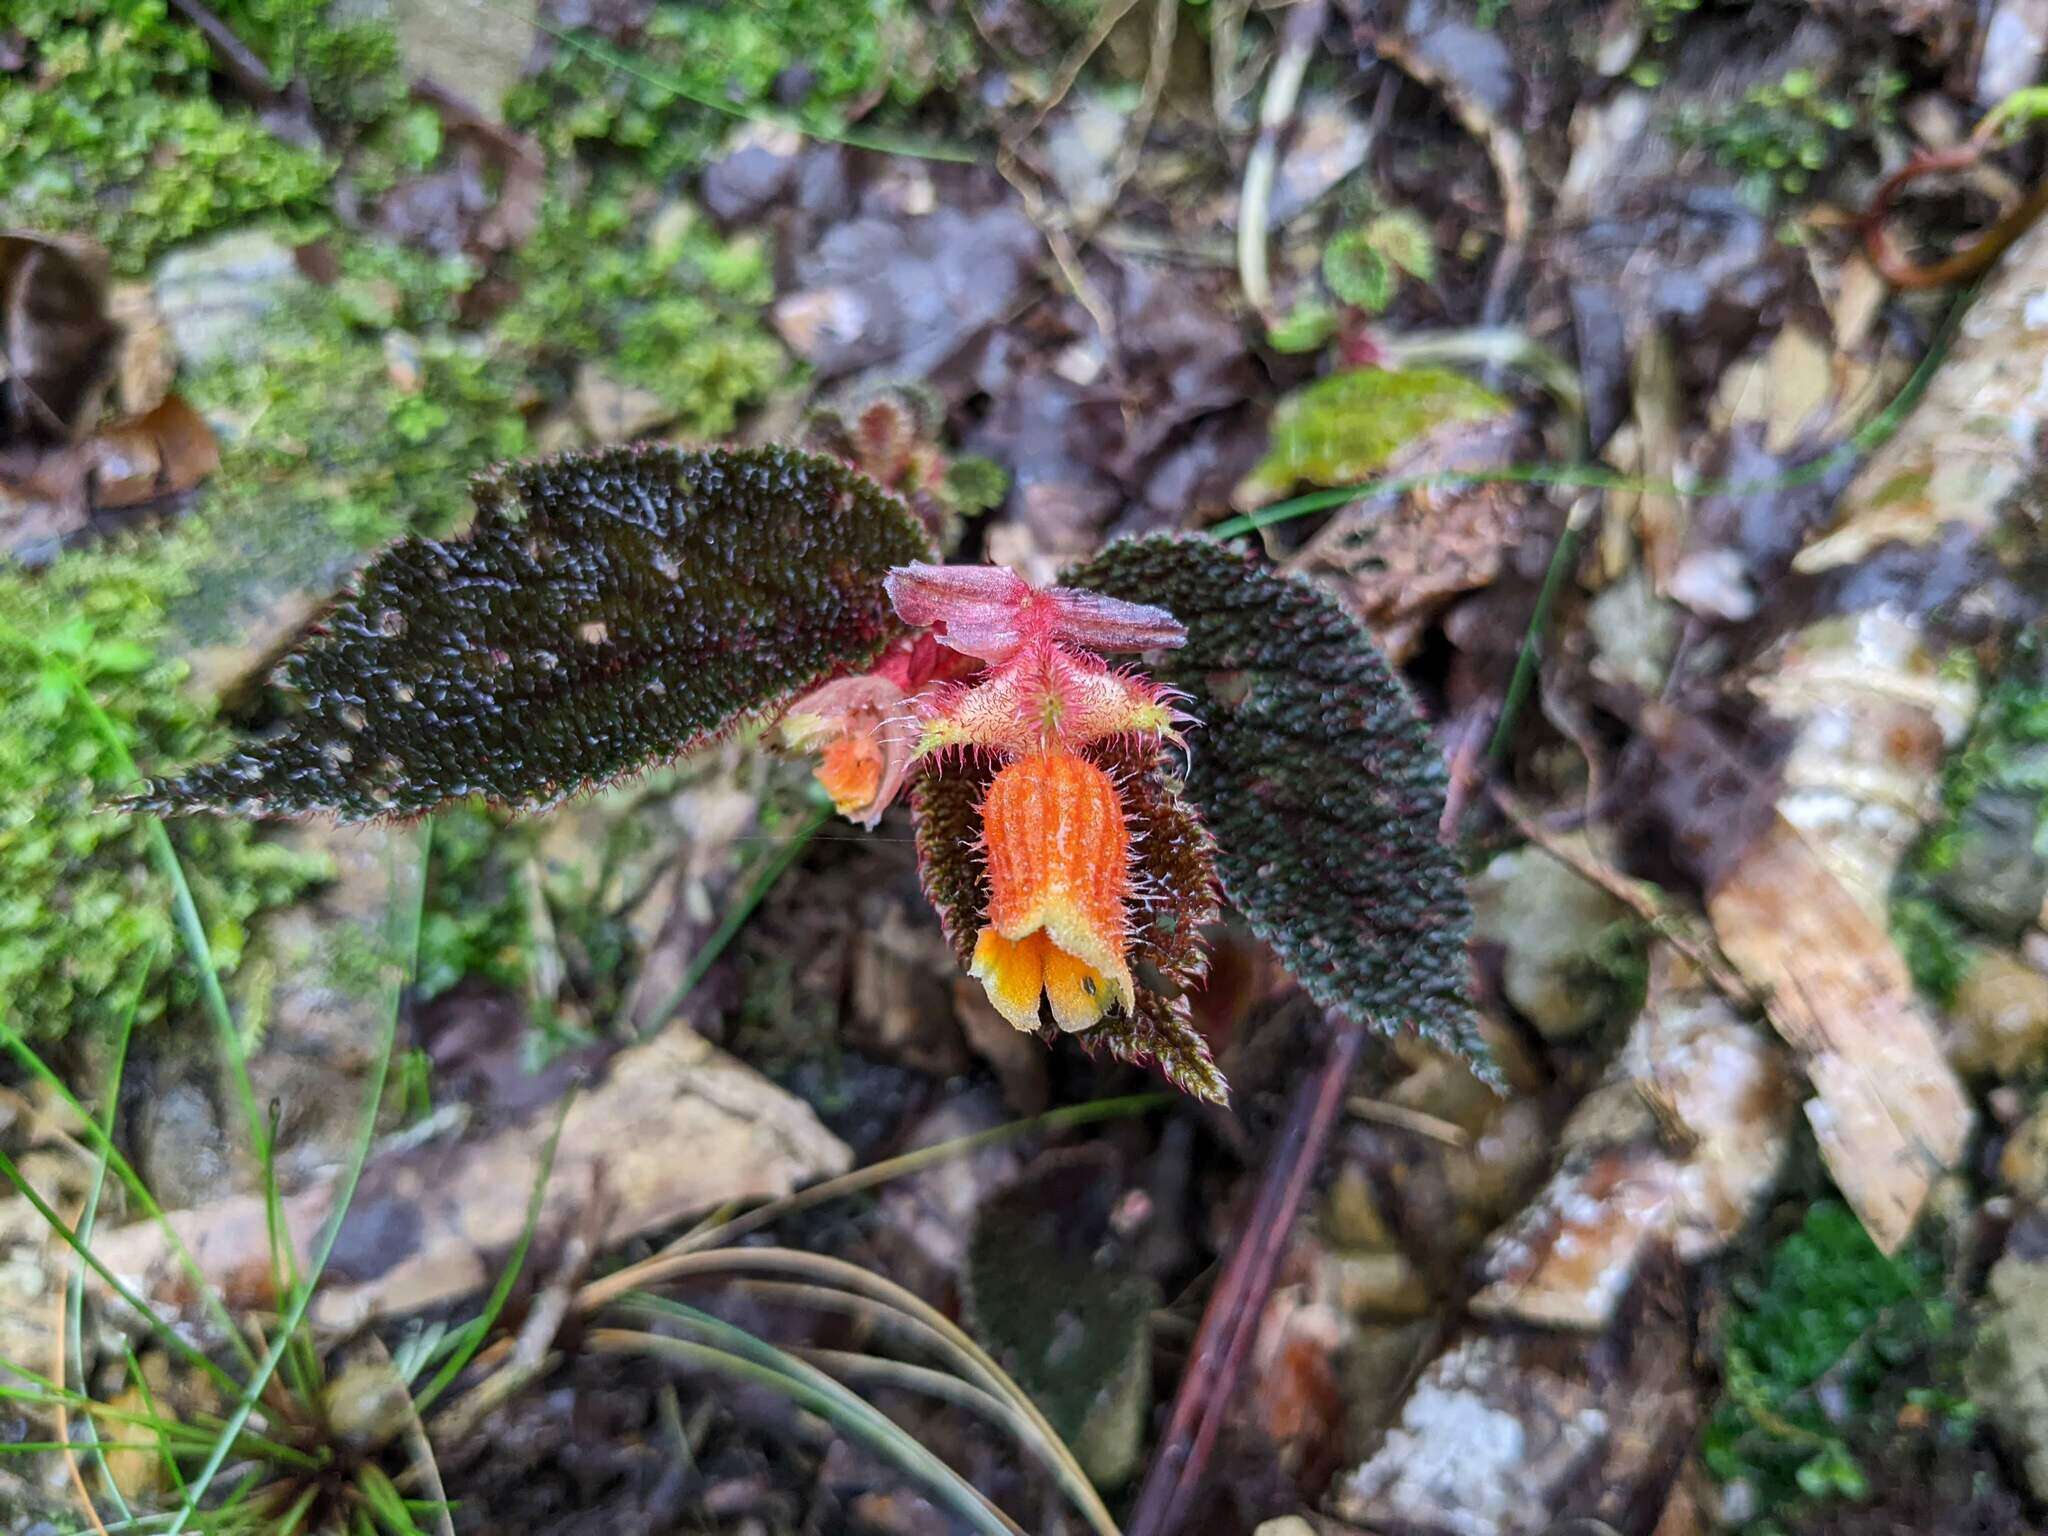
<box><xmin>1</xmin><ymin>230</ymin><xmax>116</xmax><ymax>447</ymax></box>
<box><xmin>1708</xmin><ymin>812</ymin><xmax>1971</xmax><ymax>1253</ymax></box>
<box><xmin>88</xmin><ymin>395</ymin><xmax>220</xmax><ymax>508</ymax></box>
<box><xmin>1291</xmin><ymin>413</ymin><xmax>1527</xmax><ymax>661</ymax></box>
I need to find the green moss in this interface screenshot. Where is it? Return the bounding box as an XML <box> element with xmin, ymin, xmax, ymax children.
<box><xmin>417</xmin><ymin>804</ymin><xmax>531</xmax><ymax>1002</ymax></box>
<box><xmin>1666</xmin><ymin>65</ymin><xmax>1903</xmax><ymax>206</ymax></box>
<box><xmin>1702</xmin><ymin>1200</ymin><xmax>1964</xmax><ymax>1530</ymax></box>
<box><xmin>210</xmin><ymin>1</ymin><xmax>405</xmax><ymax>123</ymax></box>
<box><xmin>186</xmin><ymin>286</ymin><xmax>529</xmax><ymax>550</ymax></box>
<box><xmin>0</xmin><ymin>539</ymin><xmax>329</xmax><ymax>1042</ymax></box>
<box><xmin>1235</xmin><ymin>366</ymin><xmax>1512</xmax><ymax>507</ymax></box>
<box><xmin>0</xmin><ymin>1</ymin><xmax>338</xmax><ymax>271</ymax></box>
<box><xmin>1928</xmin><ymin>637</ymin><xmax>2048</xmax><ymax>846</ymax></box>
<box><xmin>504</xmin><ymin>0</ymin><xmax>969</xmax><ymax>179</ymax></box>
<box><xmin>1890</xmin><ymin>635</ymin><xmax>2048</xmax><ymax>993</ymax></box>
<box><xmin>494</xmin><ymin>189</ymin><xmax>786</xmax><ymax>437</ymax></box>
<box><xmin>1891</xmin><ymin>892</ymin><xmax>1973</xmax><ymax>1006</ymax></box>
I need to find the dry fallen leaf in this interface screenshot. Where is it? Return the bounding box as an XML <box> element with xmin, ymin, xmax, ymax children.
<box><xmin>0</xmin><ymin>229</ymin><xmax>116</xmax><ymax>447</ymax></box>
<box><xmin>1708</xmin><ymin>811</ymin><xmax>1971</xmax><ymax>1254</ymax></box>
<box><xmin>88</xmin><ymin>394</ymin><xmax>220</xmax><ymax>508</ymax></box>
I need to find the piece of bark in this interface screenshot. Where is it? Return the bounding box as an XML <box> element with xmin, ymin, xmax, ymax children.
<box><xmin>1707</xmin><ymin>601</ymin><xmax>1977</xmax><ymax>1255</ymax></box>
<box><xmin>92</xmin><ymin>1025</ymin><xmax>851</xmax><ymax>1328</ymax></box>
<box><xmin>1797</xmin><ymin>210</ymin><xmax>2048</xmax><ymax>573</ymax></box>
<box><xmin>1470</xmin><ymin>951</ymin><xmax>1796</xmax><ymax>1329</ymax></box>
<box><xmin>1331</xmin><ymin>1250</ymin><xmax>1697</xmax><ymax>1536</ymax></box>
<box><xmin>1708</xmin><ymin>811</ymin><xmax>1971</xmax><ymax>1253</ymax></box>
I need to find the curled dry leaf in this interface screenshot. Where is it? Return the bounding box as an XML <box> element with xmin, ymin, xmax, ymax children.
<box><xmin>1710</xmin><ymin>604</ymin><xmax>1977</xmax><ymax>1252</ymax></box>
<box><xmin>0</xmin><ymin>229</ymin><xmax>116</xmax><ymax>447</ymax></box>
<box><xmin>1470</xmin><ymin>946</ymin><xmax>1797</xmax><ymax>1330</ymax></box>
<box><xmin>1798</xmin><ymin>210</ymin><xmax>2048</xmax><ymax>574</ymax></box>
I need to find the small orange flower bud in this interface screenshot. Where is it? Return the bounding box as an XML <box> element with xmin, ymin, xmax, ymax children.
<box><xmin>777</xmin><ymin>675</ymin><xmax>912</xmax><ymax>827</ymax></box>
<box><xmin>814</xmin><ymin>734</ymin><xmax>883</xmax><ymax>819</ymax></box>
<box><xmin>968</xmin><ymin>748</ymin><xmax>1134</xmax><ymax>1032</ymax></box>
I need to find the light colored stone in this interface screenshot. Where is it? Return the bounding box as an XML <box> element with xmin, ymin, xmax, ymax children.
<box><xmin>390</xmin><ymin>0</ymin><xmax>537</xmax><ymax>120</ymax></box>
<box><xmin>1951</xmin><ymin>947</ymin><xmax>2048</xmax><ymax>1080</ymax></box>
<box><xmin>153</xmin><ymin>230</ymin><xmax>307</xmax><ymax>369</ymax></box>
<box><xmin>93</xmin><ymin>1022</ymin><xmax>851</xmax><ymax>1328</ymax></box>
<box><xmin>574</xmin><ymin>361</ymin><xmax>674</xmax><ymax>444</ymax></box>
<box><xmin>1471</xmin><ymin>841</ymin><xmax>1631</xmax><ymax>1042</ymax></box>
<box><xmin>1971</xmin><ymin>1252</ymin><xmax>2048</xmax><ymax>1499</ymax></box>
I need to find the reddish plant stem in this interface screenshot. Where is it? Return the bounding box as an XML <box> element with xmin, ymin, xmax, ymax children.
<box><xmin>1859</xmin><ymin>139</ymin><xmax>2048</xmax><ymax>290</ymax></box>
<box><xmin>1126</xmin><ymin>1013</ymin><xmax>1367</xmax><ymax>1536</ymax></box>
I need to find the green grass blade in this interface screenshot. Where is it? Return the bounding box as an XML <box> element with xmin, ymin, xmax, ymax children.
<box><xmin>591</xmin><ymin>1325</ymin><xmax>1021</xmax><ymax>1536</ymax></box>
<box><xmin>0</xmin><ymin>1023</ymin><xmax>255</xmax><ymax>1370</ymax></box>
<box><xmin>410</xmin><ymin>1090</ymin><xmax>573</xmax><ymax>1414</ymax></box>
<box><xmin>67</xmin><ymin>945</ymin><xmax>150</xmax><ymax>1522</ymax></box>
<box><xmin>0</xmin><ymin>1145</ymin><xmax>241</xmax><ymax>1399</ymax></box>
<box><xmin>164</xmin><ymin>819</ymin><xmax>431</xmax><ymax>1536</ymax></box>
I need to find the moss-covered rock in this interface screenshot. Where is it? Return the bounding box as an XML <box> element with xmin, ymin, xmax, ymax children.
<box><xmin>0</xmin><ymin>1</ymin><xmax>339</xmax><ymax>271</ymax></box>
<box><xmin>0</xmin><ymin>536</ymin><xmax>330</xmax><ymax>1042</ymax></box>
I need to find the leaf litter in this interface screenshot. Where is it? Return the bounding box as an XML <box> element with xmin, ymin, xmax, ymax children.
<box><xmin>8</xmin><ymin>2</ymin><xmax>2048</xmax><ymax>1535</ymax></box>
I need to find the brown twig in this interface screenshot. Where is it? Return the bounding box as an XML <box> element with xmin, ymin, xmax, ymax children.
<box><xmin>1098</xmin><ymin>0</ymin><xmax>1180</xmax><ymax>229</ymax></box>
<box><xmin>166</xmin><ymin>0</ymin><xmax>280</xmax><ymax>106</ymax></box>
<box><xmin>1488</xmin><ymin>784</ymin><xmax>1761</xmax><ymax>1010</ymax></box>
<box><xmin>1125</xmin><ymin>1012</ymin><xmax>1366</xmax><ymax>1536</ymax></box>
<box><xmin>1859</xmin><ymin>135</ymin><xmax>2048</xmax><ymax>289</ymax></box>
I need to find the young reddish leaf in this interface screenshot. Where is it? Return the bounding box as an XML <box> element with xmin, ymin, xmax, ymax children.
<box><xmin>1064</xmin><ymin>536</ymin><xmax>1489</xmax><ymax>1080</ymax></box>
<box><xmin>132</xmin><ymin>445</ymin><xmax>930</xmax><ymax>820</ymax></box>
<box><xmin>885</xmin><ymin>562</ymin><xmax>1184</xmax><ymax>663</ymax></box>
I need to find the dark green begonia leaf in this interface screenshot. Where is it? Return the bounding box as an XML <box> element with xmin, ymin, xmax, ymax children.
<box><xmin>132</xmin><ymin>444</ymin><xmax>930</xmax><ymax>820</ymax></box>
<box><xmin>1065</xmin><ymin>535</ymin><xmax>1488</xmax><ymax>1079</ymax></box>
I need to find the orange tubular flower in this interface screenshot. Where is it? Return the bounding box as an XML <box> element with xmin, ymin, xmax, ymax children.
<box><xmin>885</xmin><ymin>562</ymin><xmax>1188</xmax><ymax>1035</ymax></box>
<box><xmin>969</xmin><ymin>749</ymin><xmax>1134</xmax><ymax>1031</ymax></box>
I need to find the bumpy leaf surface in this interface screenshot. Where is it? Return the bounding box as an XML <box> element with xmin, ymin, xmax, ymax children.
<box><xmin>1065</xmin><ymin>536</ymin><xmax>1488</xmax><ymax>1077</ymax></box>
<box><xmin>135</xmin><ymin>445</ymin><xmax>930</xmax><ymax>820</ymax></box>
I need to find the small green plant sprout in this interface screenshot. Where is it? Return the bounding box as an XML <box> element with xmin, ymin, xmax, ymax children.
<box><xmin>136</xmin><ymin>446</ymin><xmax>1485</xmax><ymax>1100</ymax></box>
<box><xmin>1322</xmin><ymin>209</ymin><xmax>1437</xmax><ymax>315</ymax></box>
<box><xmin>1668</xmin><ymin>65</ymin><xmax>1903</xmax><ymax>204</ymax></box>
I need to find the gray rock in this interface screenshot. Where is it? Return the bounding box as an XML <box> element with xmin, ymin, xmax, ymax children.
<box><xmin>153</xmin><ymin>230</ymin><xmax>308</xmax><ymax>370</ymax></box>
<box><xmin>1971</xmin><ymin>1251</ymin><xmax>2048</xmax><ymax>1498</ymax></box>
<box><xmin>1472</xmin><ymin>843</ymin><xmax>1634</xmax><ymax>1042</ymax></box>
<box><xmin>136</xmin><ymin>1081</ymin><xmax>233</xmax><ymax>1211</ymax></box>
<box><xmin>1933</xmin><ymin>789</ymin><xmax>2048</xmax><ymax>941</ymax></box>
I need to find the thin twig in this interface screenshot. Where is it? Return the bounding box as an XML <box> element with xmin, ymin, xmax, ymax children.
<box><xmin>1346</xmin><ymin>1097</ymin><xmax>1469</xmax><ymax>1148</ymax></box>
<box><xmin>1858</xmin><ymin>125</ymin><xmax>2048</xmax><ymax>289</ymax></box>
<box><xmin>1126</xmin><ymin>1013</ymin><xmax>1366</xmax><ymax>1536</ymax></box>
<box><xmin>1489</xmin><ymin>783</ymin><xmax>1760</xmax><ymax>1009</ymax></box>
<box><xmin>1096</xmin><ymin>0</ymin><xmax>1180</xmax><ymax>229</ymax></box>
<box><xmin>1237</xmin><ymin>0</ymin><xmax>1327</xmax><ymax>314</ymax></box>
